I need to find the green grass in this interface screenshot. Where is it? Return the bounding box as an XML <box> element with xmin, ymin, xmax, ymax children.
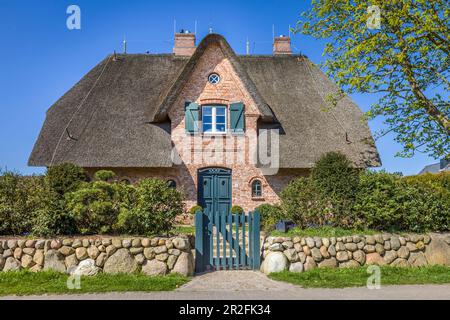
<box><xmin>270</xmin><ymin>226</ymin><xmax>378</xmax><ymax>238</ymax></box>
<box><xmin>269</xmin><ymin>265</ymin><xmax>450</xmax><ymax>288</ymax></box>
<box><xmin>0</xmin><ymin>270</ymin><xmax>190</xmax><ymax>296</ymax></box>
<box><xmin>171</xmin><ymin>225</ymin><xmax>195</xmax><ymax>235</ymax></box>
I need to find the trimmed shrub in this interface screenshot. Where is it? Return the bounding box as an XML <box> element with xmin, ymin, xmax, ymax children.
<box><xmin>189</xmin><ymin>205</ymin><xmax>203</xmax><ymax>215</ymax></box>
<box><xmin>117</xmin><ymin>178</ymin><xmax>184</xmax><ymax>236</ymax></box>
<box><xmin>231</xmin><ymin>205</ymin><xmax>244</xmax><ymax>215</ymax></box>
<box><xmin>45</xmin><ymin>163</ymin><xmax>88</xmax><ymax>196</ymax></box>
<box><xmin>281</xmin><ymin>177</ymin><xmax>324</xmax><ymax>228</ymax></box>
<box><xmin>256</xmin><ymin>203</ymin><xmax>283</xmax><ymax>231</ymax></box>
<box><xmin>65</xmin><ymin>181</ymin><xmax>134</xmax><ymax>234</ymax></box>
<box><xmin>0</xmin><ymin>171</ymin><xmax>45</xmax><ymax>235</ymax></box>
<box><xmin>94</xmin><ymin>170</ymin><xmax>117</xmax><ymax>182</ymax></box>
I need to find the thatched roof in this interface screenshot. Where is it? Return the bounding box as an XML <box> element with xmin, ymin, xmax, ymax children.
<box><xmin>29</xmin><ymin>34</ymin><xmax>380</xmax><ymax>169</ymax></box>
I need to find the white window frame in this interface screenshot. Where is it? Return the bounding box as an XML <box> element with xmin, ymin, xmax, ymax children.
<box><xmin>202</xmin><ymin>105</ymin><xmax>227</xmax><ymax>134</ymax></box>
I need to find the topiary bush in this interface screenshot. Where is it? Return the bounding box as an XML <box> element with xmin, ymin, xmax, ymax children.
<box><xmin>117</xmin><ymin>178</ymin><xmax>184</xmax><ymax>236</ymax></box>
<box><xmin>94</xmin><ymin>170</ymin><xmax>117</xmax><ymax>182</ymax></box>
<box><xmin>231</xmin><ymin>205</ymin><xmax>244</xmax><ymax>215</ymax></box>
<box><xmin>255</xmin><ymin>203</ymin><xmax>283</xmax><ymax>231</ymax></box>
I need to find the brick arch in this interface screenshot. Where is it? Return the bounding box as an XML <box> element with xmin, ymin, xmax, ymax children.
<box><xmin>199</xmin><ymin>98</ymin><xmax>230</xmax><ymax>105</ymax></box>
<box><xmin>248</xmin><ymin>175</ymin><xmax>268</xmax><ymax>187</ymax></box>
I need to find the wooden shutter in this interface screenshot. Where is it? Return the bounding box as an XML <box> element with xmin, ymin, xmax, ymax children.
<box><xmin>230</xmin><ymin>102</ymin><xmax>245</xmax><ymax>133</ymax></box>
<box><xmin>185</xmin><ymin>102</ymin><xmax>200</xmax><ymax>134</ymax></box>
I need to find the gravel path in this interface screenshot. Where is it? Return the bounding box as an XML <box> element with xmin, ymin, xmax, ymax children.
<box><xmin>2</xmin><ymin>270</ymin><xmax>450</xmax><ymax>300</ymax></box>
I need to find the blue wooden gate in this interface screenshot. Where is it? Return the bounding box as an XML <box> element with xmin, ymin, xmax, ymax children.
<box><xmin>195</xmin><ymin>210</ymin><xmax>261</xmax><ymax>273</ymax></box>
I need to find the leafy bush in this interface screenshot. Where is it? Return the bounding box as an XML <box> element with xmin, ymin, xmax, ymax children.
<box><xmin>94</xmin><ymin>170</ymin><xmax>117</xmax><ymax>182</ymax></box>
<box><xmin>256</xmin><ymin>203</ymin><xmax>284</xmax><ymax>231</ymax></box>
<box><xmin>231</xmin><ymin>205</ymin><xmax>244</xmax><ymax>215</ymax></box>
<box><xmin>117</xmin><ymin>179</ymin><xmax>184</xmax><ymax>236</ymax></box>
<box><xmin>65</xmin><ymin>181</ymin><xmax>134</xmax><ymax>234</ymax></box>
<box><xmin>0</xmin><ymin>171</ymin><xmax>45</xmax><ymax>235</ymax></box>
<box><xmin>45</xmin><ymin>163</ymin><xmax>88</xmax><ymax>196</ymax></box>
<box><xmin>189</xmin><ymin>205</ymin><xmax>203</xmax><ymax>215</ymax></box>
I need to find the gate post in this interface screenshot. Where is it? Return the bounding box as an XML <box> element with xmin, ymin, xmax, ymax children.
<box><xmin>252</xmin><ymin>210</ymin><xmax>261</xmax><ymax>270</ymax></box>
<box><xmin>195</xmin><ymin>210</ymin><xmax>206</xmax><ymax>273</ymax></box>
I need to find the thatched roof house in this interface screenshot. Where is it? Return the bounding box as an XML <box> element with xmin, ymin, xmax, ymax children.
<box><xmin>29</xmin><ymin>33</ymin><xmax>380</xmax><ymax>212</ymax></box>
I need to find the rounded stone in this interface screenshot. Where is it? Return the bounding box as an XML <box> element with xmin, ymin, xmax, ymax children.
<box><xmin>112</xmin><ymin>238</ymin><xmax>122</xmax><ymax>248</ymax></box>
<box><xmin>142</xmin><ymin>259</ymin><xmax>168</xmax><ymax>276</ymax></box>
<box><xmin>103</xmin><ymin>248</ymin><xmax>139</xmax><ymax>274</ymax></box>
<box><xmin>261</xmin><ymin>252</ymin><xmax>288</xmax><ymax>274</ymax></box>
<box><xmin>289</xmin><ymin>262</ymin><xmax>304</xmax><ymax>273</ymax></box>
<box><xmin>75</xmin><ymin>247</ymin><xmax>88</xmax><ymax>260</ymax></box>
<box><xmin>132</xmin><ymin>238</ymin><xmax>141</xmax><ymax>248</ymax></box>
<box><xmin>171</xmin><ymin>252</ymin><xmax>194</xmax><ymax>276</ymax></box>
<box><xmin>318</xmin><ymin>258</ymin><xmax>337</xmax><ymax>268</ymax></box>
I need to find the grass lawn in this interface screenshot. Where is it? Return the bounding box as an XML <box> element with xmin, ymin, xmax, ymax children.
<box><xmin>270</xmin><ymin>226</ymin><xmax>378</xmax><ymax>238</ymax></box>
<box><xmin>269</xmin><ymin>265</ymin><xmax>450</xmax><ymax>288</ymax></box>
<box><xmin>0</xmin><ymin>271</ymin><xmax>190</xmax><ymax>296</ymax></box>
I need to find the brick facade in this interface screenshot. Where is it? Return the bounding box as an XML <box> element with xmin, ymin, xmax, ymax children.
<box><xmin>89</xmin><ymin>43</ymin><xmax>307</xmax><ymax>213</ymax></box>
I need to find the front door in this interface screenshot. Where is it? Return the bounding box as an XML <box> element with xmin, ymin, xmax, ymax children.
<box><xmin>198</xmin><ymin>168</ymin><xmax>232</xmax><ymax>216</ymax></box>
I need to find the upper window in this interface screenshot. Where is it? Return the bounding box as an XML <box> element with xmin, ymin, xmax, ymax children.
<box><xmin>208</xmin><ymin>73</ymin><xmax>220</xmax><ymax>85</ymax></box>
<box><xmin>202</xmin><ymin>105</ymin><xmax>227</xmax><ymax>134</ymax></box>
<box><xmin>251</xmin><ymin>179</ymin><xmax>262</xmax><ymax>198</ymax></box>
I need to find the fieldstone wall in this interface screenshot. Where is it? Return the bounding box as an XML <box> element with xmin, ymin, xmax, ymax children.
<box><xmin>0</xmin><ymin>236</ymin><xmax>195</xmax><ymax>276</ymax></box>
<box><xmin>260</xmin><ymin>233</ymin><xmax>450</xmax><ymax>274</ymax></box>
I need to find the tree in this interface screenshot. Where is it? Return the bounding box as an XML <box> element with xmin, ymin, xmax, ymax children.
<box><xmin>297</xmin><ymin>0</ymin><xmax>449</xmax><ymax>159</ymax></box>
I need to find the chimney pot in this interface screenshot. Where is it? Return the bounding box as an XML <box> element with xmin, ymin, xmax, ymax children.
<box><xmin>273</xmin><ymin>36</ymin><xmax>292</xmax><ymax>55</ymax></box>
<box><xmin>173</xmin><ymin>32</ymin><xmax>196</xmax><ymax>56</ymax></box>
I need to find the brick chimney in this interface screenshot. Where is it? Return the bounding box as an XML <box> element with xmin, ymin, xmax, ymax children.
<box><xmin>173</xmin><ymin>30</ymin><xmax>196</xmax><ymax>56</ymax></box>
<box><xmin>273</xmin><ymin>35</ymin><xmax>292</xmax><ymax>55</ymax></box>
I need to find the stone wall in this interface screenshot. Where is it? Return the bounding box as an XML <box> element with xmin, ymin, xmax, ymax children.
<box><xmin>260</xmin><ymin>233</ymin><xmax>450</xmax><ymax>274</ymax></box>
<box><xmin>0</xmin><ymin>236</ymin><xmax>194</xmax><ymax>276</ymax></box>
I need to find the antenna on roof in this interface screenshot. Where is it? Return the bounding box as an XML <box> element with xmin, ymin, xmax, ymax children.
<box><xmin>194</xmin><ymin>20</ymin><xmax>197</xmax><ymax>35</ymax></box>
<box><xmin>246</xmin><ymin>37</ymin><xmax>250</xmax><ymax>55</ymax></box>
<box><xmin>209</xmin><ymin>26</ymin><xmax>213</xmax><ymax>34</ymax></box>
<box><xmin>272</xmin><ymin>24</ymin><xmax>275</xmax><ymax>41</ymax></box>
<box><xmin>123</xmin><ymin>36</ymin><xmax>127</xmax><ymax>54</ymax></box>
<box><xmin>113</xmin><ymin>50</ymin><xmax>117</xmax><ymax>61</ymax></box>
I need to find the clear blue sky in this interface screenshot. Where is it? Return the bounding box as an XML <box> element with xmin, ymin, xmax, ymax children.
<box><xmin>0</xmin><ymin>0</ymin><xmax>436</xmax><ymax>175</ymax></box>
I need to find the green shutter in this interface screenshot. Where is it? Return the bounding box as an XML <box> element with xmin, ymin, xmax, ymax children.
<box><xmin>230</xmin><ymin>102</ymin><xmax>245</xmax><ymax>133</ymax></box>
<box><xmin>185</xmin><ymin>102</ymin><xmax>200</xmax><ymax>134</ymax></box>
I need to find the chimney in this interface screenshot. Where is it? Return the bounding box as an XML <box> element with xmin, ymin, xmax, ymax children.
<box><xmin>273</xmin><ymin>35</ymin><xmax>292</xmax><ymax>55</ymax></box>
<box><xmin>173</xmin><ymin>30</ymin><xmax>196</xmax><ymax>56</ymax></box>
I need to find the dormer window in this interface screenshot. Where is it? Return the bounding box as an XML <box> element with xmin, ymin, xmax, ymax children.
<box><xmin>202</xmin><ymin>105</ymin><xmax>227</xmax><ymax>134</ymax></box>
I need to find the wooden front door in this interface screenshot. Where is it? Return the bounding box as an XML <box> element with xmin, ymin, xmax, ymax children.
<box><xmin>198</xmin><ymin>168</ymin><xmax>232</xmax><ymax>216</ymax></box>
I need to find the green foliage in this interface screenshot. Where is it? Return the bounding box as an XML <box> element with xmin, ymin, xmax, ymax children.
<box><xmin>94</xmin><ymin>170</ymin><xmax>117</xmax><ymax>182</ymax></box>
<box><xmin>231</xmin><ymin>205</ymin><xmax>244</xmax><ymax>215</ymax></box>
<box><xmin>65</xmin><ymin>181</ymin><xmax>134</xmax><ymax>234</ymax></box>
<box><xmin>189</xmin><ymin>205</ymin><xmax>203</xmax><ymax>215</ymax></box>
<box><xmin>0</xmin><ymin>171</ymin><xmax>45</xmax><ymax>235</ymax></box>
<box><xmin>298</xmin><ymin>1</ymin><xmax>450</xmax><ymax>159</ymax></box>
<box><xmin>255</xmin><ymin>203</ymin><xmax>283</xmax><ymax>231</ymax></box>
<box><xmin>271</xmin><ymin>226</ymin><xmax>377</xmax><ymax>238</ymax></box>
<box><xmin>45</xmin><ymin>163</ymin><xmax>88</xmax><ymax>196</ymax></box>
<box><xmin>117</xmin><ymin>179</ymin><xmax>184</xmax><ymax>236</ymax></box>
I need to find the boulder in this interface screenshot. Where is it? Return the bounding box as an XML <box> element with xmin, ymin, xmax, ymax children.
<box><xmin>59</xmin><ymin>246</ymin><xmax>74</xmax><ymax>256</ymax></box>
<box><xmin>75</xmin><ymin>247</ymin><xmax>88</xmax><ymax>260</ymax></box>
<box><xmin>305</xmin><ymin>237</ymin><xmax>315</xmax><ymax>248</ymax></box>
<box><xmin>0</xmin><ymin>254</ymin><xmax>5</xmax><ymax>270</ymax></box>
<box><xmin>21</xmin><ymin>254</ymin><xmax>35</xmax><ymax>268</ymax></box>
<box><xmin>365</xmin><ymin>236</ymin><xmax>376</xmax><ymax>245</ymax></box>
<box><xmin>144</xmin><ymin>248</ymin><xmax>155</xmax><ymax>260</ymax></box>
<box><xmin>345</xmin><ymin>243</ymin><xmax>357</xmax><ymax>252</ymax></box>
<box><xmin>339</xmin><ymin>260</ymin><xmax>360</xmax><ymax>268</ymax></box>
<box><xmin>44</xmin><ymin>250</ymin><xmax>66</xmax><ymax>273</ymax></box>
<box><xmin>87</xmin><ymin>246</ymin><xmax>100</xmax><ymax>259</ymax></box>
<box><xmin>106</xmin><ymin>245</ymin><xmax>117</xmax><ymax>257</ymax></box>
<box><xmin>311</xmin><ymin>248</ymin><xmax>323</xmax><ymax>262</ymax></box>
<box><xmin>70</xmin><ymin>259</ymin><xmax>101</xmax><ymax>276</ymax></box>
<box><xmin>327</xmin><ymin>244</ymin><xmax>336</xmax><ymax>256</ymax></box>
<box><xmin>289</xmin><ymin>262</ymin><xmax>304</xmax><ymax>273</ymax></box>
<box><xmin>103</xmin><ymin>248</ymin><xmax>139</xmax><ymax>274</ymax></box>
<box><xmin>319</xmin><ymin>246</ymin><xmax>330</xmax><ymax>259</ymax></box>
<box><xmin>154</xmin><ymin>245</ymin><xmax>168</xmax><ymax>254</ymax></box>
<box><xmin>167</xmin><ymin>255</ymin><xmax>178</xmax><ymax>269</ymax></box>
<box><xmin>391</xmin><ymin>258</ymin><xmax>410</xmax><ymax>267</ymax></box>
<box><xmin>283</xmin><ymin>249</ymin><xmax>298</xmax><ymax>262</ymax></box>
<box><xmin>65</xmin><ymin>254</ymin><xmax>78</xmax><ymax>269</ymax></box>
<box><xmin>390</xmin><ymin>237</ymin><xmax>401</xmax><ymax>250</ymax></box>
<box><xmin>171</xmin><ymin>252</ymin><xmax>194</xmax><ymax>276</ymax></box>
<box><xmin>408</xmin><ymin>252</ymin><xmax>428</xmax><ymax>267</ymax></box>
<box><xmin>122</xmin><ymin>239</ymin><xmax>132</xmax><ymax>248</ymax></box>
<box><xmin>172</xmin><ymin>238</ymin><xmax>189</xmax><ymax>250</ymax></box>
<box><xmin>313</xmin><ymin>237</ymin><xmax>322</xmax><ymax>247</ymax></box>
<box><xmin>261</xmin><ymin>252</ymin><xmax>288</xmax><ymax>274</ymax></box>
<box><xmin>304</xmin><ymin>256</ymin><xmax>317</xmax><ymax>271</ymax></box>
<box><xmin>336</xmin><ymin>251</ymin><xmax>349</xmax><ymax>262</ymax></box>
<box><xmin>142</xmin><ymin>259</ymin><xmax>168</xmax><ymax>276</ymax></box>
<box><xmin>3</xmin><ymin>257</ymin><xmax>21</xmax><ymax>271</ymax></box>
<box><xmin>269</xmin><ymin>243</ymin><xmax>283</xmax><ymax>251</ymax></box>
<box><xmin>336</xmin><ymin>242</ymin><xmax>345</xmax><ymax>251</ymax></box>
<box><xmin>132</xmin><ymin>238</ymin><xmax>141</xmax><ymax>248</ymax></box>
<box><xmin>397</xmin><ymin>246</ymin><xmax>410</xmax><ymax>259</ymax></box>
<box><xmin>383</xmin><ymin>250</ymin><xmax>398</xmax><ymax>264</ymax></box>
<box><xmin>424</xmin><ymin>235</ymin><xmax>450</xmax><ymax>265</ymax></box>
<box><xmin>95</xmin><ymin>252</ymin><xmax>107</xmax><ymax>267</ymax></box>
<box><xmin>130</xmin><ymin>247</ymin><xmax>144</xmax><ymax>255</ymax></box>
<box><xmin>135</xmin><ymin>253</ymin><xmax>145</xmax><ymax>265</ymax></box>
<box><xmin>318</xmin><ymin>258</ymin><xmax>338</xmax><ymax>268</ymax></box>
<box><xmin>156</xmin><ymin>253</ymin><xmax>169</xmax><ymax>262</ymax></box>
<box><xmin>298</xmin><ymin>252</ymin><xmax>307</xmax><ymax>264</ymax></box>
<box><xmin>282</xmin><ymin>241</ymin><xmax>294</xmax><ymax>249</ymax></box>
<box><xmin>366</xmin><ymin>252</ymin><xmax>385</xmax><ymax>265</ymax></box>
<box><xmin>353</xmin><ymin>250</ymin><xmax>366</xmax><ymax>265</ymax></box>
<box><xmin>112</xmin><ymin>239</ymin><xmax>123</xmax><ymax>248</ymax></box>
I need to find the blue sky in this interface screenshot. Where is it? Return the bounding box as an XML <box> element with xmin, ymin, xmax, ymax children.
<box><xmin>0</xmin><ymin>0</ymin><xmax>436</xmax><ymax>175</ymax></box>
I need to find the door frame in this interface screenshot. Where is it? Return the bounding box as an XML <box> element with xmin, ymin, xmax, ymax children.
<box><xmin>197</xmin><ymin>167</ymin><xmax>232</xmax><ymax>215</ymax></box>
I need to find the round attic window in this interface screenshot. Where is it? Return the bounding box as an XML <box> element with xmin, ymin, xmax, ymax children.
<box><xmin>208</xmin><ymin>73</ymin><xmax>220</xmax><ymax>85</ymax></box>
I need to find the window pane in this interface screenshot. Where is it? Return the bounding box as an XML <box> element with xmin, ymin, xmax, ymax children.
<box><xmin>216</xmin><ymin>115</ymin><xmax>226</xmax><ymax>124</ymax></box>
<box><xmin>203</xmin><ymin>123</ymin><xmax>213</xmax><ymax>132</ymax></box>
<box><xmin>203</xmin><ymin>107</ymin><xmax>212</xmax><ymax>115</ymax></box>
<box><xmin>216</xmin><ymin>107</ymin><xmax>226</xmax><ymax>116</ymax></box>
<box><xmin>203</xmin><ymin>115</ymin><xmax>212</xmax><ymax>124</ymax></box>
<box><xmin>216</xmin><ymin>124</ymin><xmax>226</xmax><ymax>132</ymax></box>
<box><xmin>252</xmin><ymin>180</ymin><xmax>262</xmax><ymax>197</ymax></box>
